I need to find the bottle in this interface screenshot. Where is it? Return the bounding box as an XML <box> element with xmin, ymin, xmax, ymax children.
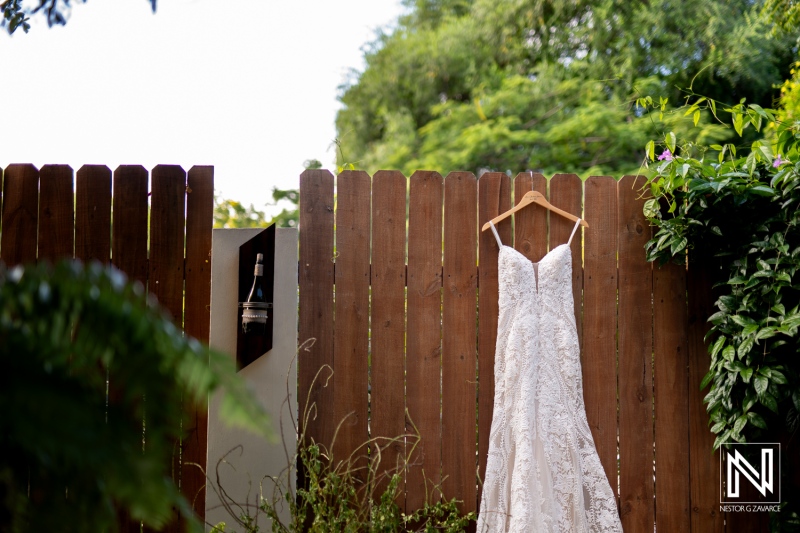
<box><xmin>242</xmin><ymin>253</ymin><xmax>268</xmax><ymax>335</ymax></box>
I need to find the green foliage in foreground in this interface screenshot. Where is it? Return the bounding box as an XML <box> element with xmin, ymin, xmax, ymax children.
<box><xmin>0</xmin><ymin>260</ymin><xmax>271</xmax><ymax>533</ymax></box>
<box><xmin>641</xmin><ymin>98</ymin><xmax>800</xmax><ymax>527</ymax></box>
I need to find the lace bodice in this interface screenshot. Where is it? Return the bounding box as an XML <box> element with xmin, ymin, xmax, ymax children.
<box><xmin>477</xmin><ymin>230</ymin><xmax>622</xmax><ymax>533</ymax></box>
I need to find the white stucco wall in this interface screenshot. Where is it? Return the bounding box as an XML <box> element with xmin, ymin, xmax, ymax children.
<box><xmin>205</xmin><ymin>228</ymin><xmax>298</xmax><ymax>531</ymax></box>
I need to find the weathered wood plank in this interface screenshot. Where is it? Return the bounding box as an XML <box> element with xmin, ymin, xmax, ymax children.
<box><xmin>1</xmin><ymin>164</ymin><xmax>39</xmax><ymax>266</ymax></box>
<box><xmin>654</xmin><ymin>261</ymin><xmax>691</xmax><ymax>532</ymax></box>
<box><xmin>582</xmin><ymin>176</ymin><xmax>619</xmax><ymax>502</ymax></box>
<box><xmin>332</xmin><ymin>170</ymin><xmax>371</xmax><ymax>481</ymax></box>
<box><xmin>75</xmin><ymin>165</ymin><xmax>112</xmax><ymax>263</ymax></box>
<box><xmin>112</xmin><ymin>166</ymin><xmax>149</xmax><ymax>285</ymax></box>
<box><xmin>370</xmin><ymin>170</ymin><xmax>408</xmax><ymax>500</ymax></box>
<box><xmin>298</xmin><ymin>169</ymin><xmax>336</xmax><ymax>451</ymax></box>
<box><xmin>441</xmin><ymin>171</ymin><xmax>477</xmax><ymax>519</ymax></box>
<box><xmin>476</xmin><ymin>172</ymin><xmax>511</xmax><ymax>500</ymax></box>
<box><xmin>182</xmin><ymin>165</ymin><xmax>214</xmax><ymax>521</ymax></box>
<box><xmin>38</xmin><ymin>164</ymin><xmax>74</xmax><ymax>262</ymax></box>
<box><xmin>406</xmin><ymin>170</ymin><xmax>443</xmax><ymax>513</ymax></box>
<box><xmin>617</xmin><ymin>175</ymin><xmax>655</xmax><ymax>532</ymax></box>
<box><xmin>513</xmin><ymin>172</ymin><xmax>547</xmax><ymax>262</ymax></box>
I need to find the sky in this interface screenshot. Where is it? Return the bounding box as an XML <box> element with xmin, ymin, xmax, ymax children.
<box><xmin>1</xmin><ymin>0</ymin><xmax>405</xmax><ymax>215</ymax></box>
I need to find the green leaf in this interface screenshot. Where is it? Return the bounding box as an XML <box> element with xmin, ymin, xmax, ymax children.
<box><xmin>700</xmin><ymin>369</ymin><xmax>715</xmax><ymax>390</ymax></box>
<box><xmin>733</xmin><ymin>112</ymin><xmax>744</xmax><ymax>136</ymax></box>
<box><xmin>666</xmin><ymin>131</ymin><xmax>676</xmax><ymax>152</ymax></box>
<box><xmin>747</xmin><ymin>411</ymin><xmax>767</xmax><ymax>429</ymax></box>
<box><xmin>749</xmin><ymin>185</ymin><xmax>775</xmax><ymax>197</ymax></box>
<box><xmin>737</xmin><ymin>337</ymin><xmax>754</xmax><ymax>358</ymax></box>
<box><xmin>770</xmin><ymin>369</ymin><xmax>787</xmax><ymax>384</ymax></box>
<box><xmin>722</xmin><ymin>345</ymin><xmax>736</xmax><ymax>361</ymax></box>
<box><xmin>670</xmin><ymin>236</ymin><xmax>688</xmax><ymax>255</ymax></box>
<box><xmin>755</xmin><ymin>327</ymin><xmax>776</xmax><ymax>341</ymax></box>
<box><xmin>754</xmin><ymin>375</ymin><xmax>769</xmax><ymax>396</ymax></box>
<box><xmin>643</xmin><ymin>198</ymin><xmax>659</xmax><ymax>218</ymax></box>
<box><xmin>733</xmin><ymin>415</ymin><xmax>748</xmax><ymax>435</ymax></box>
<box><xmin>761</xmin><ymin>393</ymin><xmax>779</xmax><ymax>413</ymax></box>
<box><xmin>793</xmin><ymin>390</ymin><xmax>800</xmax><ymax>412</ymax></box>
<box><xmin>740</xmin><ymin>367</ymin><xmax>753</xmax><ymax>383</ymax></box>
<box><xmin>693</xmin><ymin>110</ymin><xmax>701</xmax><ymax>127</ymax></box>
<box><xmin>645</xmin><ymin>140</ymin><xmax>655</xmax><ymax>161</ymax></box>
<box><xmin>771</xmin><ymin>303</ymin><xmax>786</xmax><ymax>315</ymax></box>
<box><xmin>710</xmin><ymin>336</ymin><xmax>726</xmax><ymax>358</ymax></box>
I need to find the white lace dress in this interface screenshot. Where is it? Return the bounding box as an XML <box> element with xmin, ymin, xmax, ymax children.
<box><xmin>477</xmin><ymin>220</ymin><xmax>622</xmax><ymax>533</ymax></box>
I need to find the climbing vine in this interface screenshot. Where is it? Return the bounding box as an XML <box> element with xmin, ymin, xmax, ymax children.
<box><xmin>641</xmin><ymin>96</ymin><xmax>800</xmax><ymax>525</ymax></box>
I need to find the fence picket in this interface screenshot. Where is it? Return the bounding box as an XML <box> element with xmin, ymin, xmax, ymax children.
<box><xmin>148</xmin><ymin>164</ymin><xmax>187</xmax><ymax>533</ymax></box>
<box><xmin>477</xmin><ymin>172</ymin><xmax>511</xmax><ymax>496</ymax></box>
<box><xmin>654</xmin><ymin>262</ymin><xmax>691</xmax><ymax>530</ymax></box>
<box><xmin>370</xmin><ymin>170</ymin><xmax>407</xmax><ymax>500</ymax></box>
<box><xmin>38</xmin><ymin>165</ymin><xmax>74</xmax><ymax>262</ymax></box>
<box><xmin>332</xmin><ymin>170</ymin><xmax>371</xmax><ymax>480</ymax></box>
<box><xmin>513</xmin><ymin>172</ymin><xmax>547</xmax><ymax>262</ymax></box>
<box><xmin>441</xmin><ymin>171</ymin><xmax>478</xmax><ymax>520</ymax></box>
<box><xmin>112</xmin><ymin>166</ymin><xmax>149</xmax><ymax>285</ymax></box>
<box><xmin>688</xmin><ymin>257</ymin><xmax>725</xmax><ymax>532</ymax></box>
<box><xmin>549</xmin><ymin>174</ymin><xmax>583</xmax><ymax>346</ymax></box>
<box><xmin>75</xmin><ymin>165</ymin><xmax>112</xmax><ymax>263</ymax></box>
<box><xmin>298</xmin><ymin>169</ymin><xmax>336</xmax><ymax>451</ymax></box>
<box><xmin>1</xmin><ymin>164</ymin><xmax>39</xmax><ymax>265</ymax></box>
<box><xmin>405</xmin><ymin>170</ymin><xmax>444</xmax><ymax>514</ymax></box>
<box><xmin>582</xmin><ymin>176</ymin><xmax>619</xmax><ymax>502</ymax></box>
<box><xmin>617</xmin><ymin>175</ymin><xmax>655</xmax><ymax>532</ymax></box>
<box><xmin>182</xmin><ymin>165</ymin><xmax>214</xmax><ymax>520</ymax></box>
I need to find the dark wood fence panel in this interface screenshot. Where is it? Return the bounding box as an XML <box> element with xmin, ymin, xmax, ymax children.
<box><xmin>332</xmin><ymin>170</ymin><xmax>371</xmax><ymax>479</ymax></box>
<box><xmin>38</xmin><ymin>165</ymin><xmax>74</xmax><ymax>262</ymax></box>
<box><xmin>370</xmin><ymin>170</ymin><xmax>408</xmax><ymax>500</ymax></box>
<box><xmin>476</xmin><ymin>172</ymin><xmax>511</xmax><ymax>500</ymax></box>
<box><xmin>617</xmin><ymin>175</ymin><xmax>655</xmax><ymax>532</ymax></box>
<box><xmin>688</xmin><ymin>258</ymin><xmax>725</xmax><ymax>532</ymax></box>
<box><xmin>112</xmin><ymin>165</ymin><xmax>149</xmax><ymax>285</ymax></box>
<box><xmin>513</xmin><ymin>172</ymin><xmax>547</xmax><ymax>262</ymax></box>
<box><xmin>654</xmin><ymin>262</ymin><xmax>691</xmax><ymax>531</ymax></box>
<box><xmin>298</xmin><ymin>169</ymin><xmax>336</xmax><ymax>451</ymax></box>
<box><xmin>405</xmin><ymin>170</ymin><xmax>443</xmax><ymax>513</ymax></box>
<box><xmin>1</xmin><ymin>164</ymin><xmax>39</xmax><ymax>265</ymax></box>
<box><xmin>0</xmin><ymin>163</ymin><xmax>213</xmax><ymax>530</ymax></box>
<box><xmin>75</xmin><ymin>165</ymin><xmax>112</xmax><ymax>263</ymax></box>
<box><xmin>582</xmin><ymin>176</ymin><xmax>619</xmax><ymax>500</ymax></box>
<box><xmin>441</xmin><ymin>171</ymin><xmax>478</xmax><ymax>518</ymax></box>
<box><xmin>183</xmin><ymin>165</ymin><xmax>214</xmax><ymax>520</ymax></box>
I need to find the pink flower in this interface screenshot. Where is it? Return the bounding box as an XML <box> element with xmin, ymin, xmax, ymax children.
<box><xmin>658</xmin><ymin>149</ymin><xmax>673</xmax><ymax>161</ymax></box>
<box><xmin>773</xmin><ymin>155</ymin><xmax>786</xmax><ymax>168</ymax></box>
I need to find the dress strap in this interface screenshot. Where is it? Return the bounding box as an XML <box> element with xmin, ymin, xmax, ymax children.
<box><xmin>567</xmin><ymin>218</ymin><xmax>582</xmax><ymax>246</ymax></box>
<box><xmin>489</xmin><ymin>221</ymin><xmax>503</xmax><ymax>248</ymax></box>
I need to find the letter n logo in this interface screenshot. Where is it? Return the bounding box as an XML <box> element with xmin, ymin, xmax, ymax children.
<box><xmin>720</xmin><ymin>443</ymin><xmax>780</xmax><ymax>504</ymax></box>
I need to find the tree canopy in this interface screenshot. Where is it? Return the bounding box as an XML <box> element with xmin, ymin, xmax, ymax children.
<box><xmin>336</xmin><ymin>0</ymin><xmax>799</xmax><ymax>178</ymax></box>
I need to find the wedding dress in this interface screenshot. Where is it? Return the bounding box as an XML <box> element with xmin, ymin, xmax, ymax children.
<box><xmin>477</xmin><ymin>219</ymin><xmax>622</xmax><ymax>533</ymax></box>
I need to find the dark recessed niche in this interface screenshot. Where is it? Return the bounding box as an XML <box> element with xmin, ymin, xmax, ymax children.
<box><xmin>236</xmin><ymin>225</ymin><xmax>275</xmax><ymax>370</ymax></box>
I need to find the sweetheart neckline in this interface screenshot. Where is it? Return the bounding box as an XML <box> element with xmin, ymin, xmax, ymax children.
<box><xmin>499</xmin><ymin>242</ymin><xmax>570</xmax><ymax>267</ymax></box>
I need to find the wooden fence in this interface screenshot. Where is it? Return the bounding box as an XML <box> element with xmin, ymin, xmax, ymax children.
<box><xmin>298</xmin><ymin>169</ymin><xmax>771</xmax><ymax>532</ymax></box>
<box><xmin>0</xmin><ymin>163</ymin><xmax>213</xmax><ymax>532</ymax></box>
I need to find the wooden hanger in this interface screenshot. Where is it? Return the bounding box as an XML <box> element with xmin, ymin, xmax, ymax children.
<box><xmin>481</xmin><ymin>190</ymin><xmax>589</xmax><ymax>231</ymax></box>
